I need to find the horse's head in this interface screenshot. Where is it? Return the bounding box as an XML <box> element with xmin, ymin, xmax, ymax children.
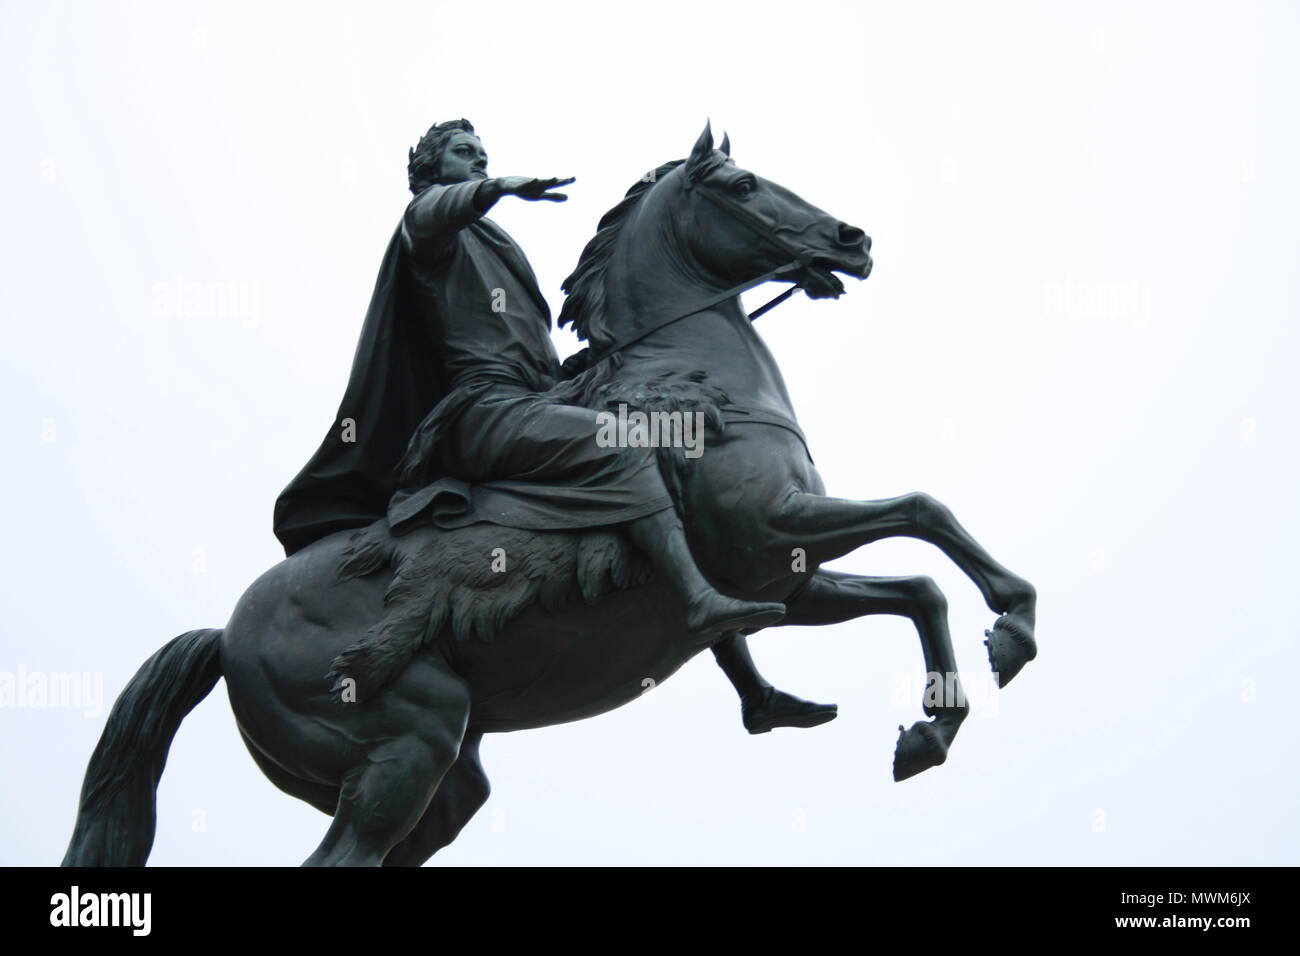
<box><xmin>675</xmin><ymin>121</ymin><xmax>872</xmax><ymax>298</ymax></box>
<box><xmin>559</xmin><ymin>123</ymin><xmax>873</xmax><ymax>354</ymax></box>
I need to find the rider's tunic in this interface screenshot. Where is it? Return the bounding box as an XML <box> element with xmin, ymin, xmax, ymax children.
<box><xmin>272</xmin><ymin>180</ymin><xmax>671</xmax><ymax>556</ymax></box>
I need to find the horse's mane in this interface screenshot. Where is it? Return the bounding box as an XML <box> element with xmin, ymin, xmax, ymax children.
<box><xmin>558</xmin><ymin>159</ymin><xmax>685</xmax><ymax>346</ymax></box>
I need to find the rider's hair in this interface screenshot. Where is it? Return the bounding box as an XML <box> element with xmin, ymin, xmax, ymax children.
<box><xmin>407</xmin><ymin>118</ymin><xmax>477</xmax><ymax>194</ymax></box>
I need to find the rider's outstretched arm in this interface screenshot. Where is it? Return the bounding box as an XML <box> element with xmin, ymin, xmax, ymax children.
<box><xmin>403</xmin><ymin>180</ymin><xmax>491</xmax><ymax>261</ymax></box>
<box><xmin>471</xmin><ymin>175</ymin><xmax>574</xmax><ymax>211</ymax></box>
<box><xmin>403</xmin><ymin>176</ymin><xmax>574</xmax><ymax>261</ymax></box>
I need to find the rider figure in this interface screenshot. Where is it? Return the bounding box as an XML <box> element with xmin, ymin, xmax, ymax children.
<box><xmin>274</xmin><ymin>118</ymin><xmax>836</xmax><ymax>733</ymax></box>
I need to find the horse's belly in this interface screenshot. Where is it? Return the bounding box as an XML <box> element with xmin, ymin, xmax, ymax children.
<box><xmin>447</xmin><ymin>577</ymin><xmax>700</xmax><ymax>732</ymax></box>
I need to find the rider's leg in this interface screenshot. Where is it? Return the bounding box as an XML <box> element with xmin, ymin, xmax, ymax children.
<box><xmin>629</xmin><ymin>511</ymin><xmax>837</xmax><ymax>731</ymax></box>
<box><xmin>711</xmin><ymin>634</ymin><xmax>838</xmax><ymax>733</ymax></box>
<box><xmin>625</xmin><ymin>507</ymin><xmax>786</xmax><ymax>639</ymax></box>
<box><xmin>450</xmin><ymin>397</ymin><xmax>823</xmax><ymax>726</ymax></box>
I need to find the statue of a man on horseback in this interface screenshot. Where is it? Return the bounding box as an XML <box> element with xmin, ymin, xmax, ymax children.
<box><xmin>272</xmin><ymin>118</ymin><xmax>837</xmax><ymax>733</ymax></box>
<box><xmin>64</xmin><ymin>121</ymin><xmax>1037</xmax><ymax>867</ymax></box>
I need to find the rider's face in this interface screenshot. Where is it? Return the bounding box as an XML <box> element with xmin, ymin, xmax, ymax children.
<box><xmin>437</xmin><ymin>133</ymin><xmax>488</xmax><ymax>184</ymax></box>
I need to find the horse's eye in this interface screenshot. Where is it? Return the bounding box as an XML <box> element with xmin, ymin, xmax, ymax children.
<box><xmin>732</xmin><ymin>179</ymin><xmax>755</xmax><ymax>199</ymax></box>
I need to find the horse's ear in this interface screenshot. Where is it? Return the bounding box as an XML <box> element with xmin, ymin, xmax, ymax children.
<box><xmin>686</xmin><ymin>120</ymin><xmax>714</xmax><ymax>176</ymax></box>
<box><xmin>720</xmin><ymin>131</ymin><xmax>731</xmax><ymax>157</ymax></box>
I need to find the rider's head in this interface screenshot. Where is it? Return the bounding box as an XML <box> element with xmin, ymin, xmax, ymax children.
<box><xmin>408</xmin><ymin>119</ymin><xmax>487</xmax><ymax>193</ymax></box>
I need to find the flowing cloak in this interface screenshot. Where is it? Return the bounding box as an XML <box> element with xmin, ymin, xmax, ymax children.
<box><xmin>271</xmin><ymin>222</ymin><xmax>444</xmax><ymax>557</ymax></box>
<box><xmin>272</xmin><ymin>180</ymin><xmax>671</xmax><ymax>557</ymax></box>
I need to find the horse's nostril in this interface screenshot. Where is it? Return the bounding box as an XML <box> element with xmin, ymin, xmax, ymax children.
<box><xmin>837</xmin><ymin>223</ymin><xmax>867</xmax><ymax>247</ymax></box>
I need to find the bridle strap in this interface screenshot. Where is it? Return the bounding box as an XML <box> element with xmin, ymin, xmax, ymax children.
<box><xmin>689</xmin><ymin>177</ymin><xmax>817</xmax><ymax>273</ymax></box>
<box><xmin>581</xmin><ymin>261</ymin><xmax>802</xmax><ymax>367</ymax></box>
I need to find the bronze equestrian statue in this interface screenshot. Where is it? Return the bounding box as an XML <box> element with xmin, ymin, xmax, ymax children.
<box><xmin>63</xmin><ymin>121</ymin><xmax>1037</xmax><ymax>866</ymax></box>
<box><xmin>273</xmin><ymin>117</ymin><xmax>835</xmax><ymax>735</ymax></box>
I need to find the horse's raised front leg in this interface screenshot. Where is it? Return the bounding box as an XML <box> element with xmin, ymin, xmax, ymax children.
<box><xmin>784</xmin><ymin>570</ymin><xmax>968</xmax><ymax>781</ymax></box>
<box><xmin>775</xmin><ymin>492</ymin><xmax>1037</xmax><ymax>687</ymax></box>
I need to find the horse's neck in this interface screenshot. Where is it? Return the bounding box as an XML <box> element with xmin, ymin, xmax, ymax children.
<box><xmin>617</xmin><ymin>299</ymin><xmax>799</xmax><ymax>418</ymax></box>
<box><xmin>603</xmin><ymin>199</ymin><xmax>798</xmax><ymax>418</ymax></box>
<box><xmin>605</xmin><ymin>201</ymin><xmax>719</xmax><ymax>333</ymax></box>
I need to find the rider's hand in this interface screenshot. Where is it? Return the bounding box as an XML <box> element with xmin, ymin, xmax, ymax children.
<box><xmin>498</xmin><ymin>176</ymin><xmax>575</xmax><ymax>202</ymax></box>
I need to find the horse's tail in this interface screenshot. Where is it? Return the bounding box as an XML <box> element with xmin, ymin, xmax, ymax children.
<box><xmin>62</xmin><ymin>628</ymin><xmax>223</xmax><ymax>866</ymax></box>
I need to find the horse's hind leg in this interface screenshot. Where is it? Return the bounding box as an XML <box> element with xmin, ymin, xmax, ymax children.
<box><xmin>303</xmin><ymin>666</ymin><xmax>471</xmax><ymax>867</ymax></box>
<box><xmin>784</xmin><ymin>570</ymin><xmax>968</xmax><ymax>781</ymax></box>
<box><xmin>774</xmin><ymin>491</ymin><xmax>1037</xmax><ymax>686</ymax></box>
<box><xmin>239</xmin><ymin>728</ymin><xmax>338</xmax><ymax>815</ymax></box>
<box><xmin>383</xmin><ymin>731</ymin><xmax>490</xmax><ymax>867</ymax></box>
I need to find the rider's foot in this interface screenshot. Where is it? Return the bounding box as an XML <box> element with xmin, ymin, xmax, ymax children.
<box><xmin>687</xmin><ymin>592</ymin><xmax>785</xmax><ymax>642</ymax></box>
<box><xmin>742</xmin><ymin>686</ymin><xmax>839</xmax><ymax>734</ymax></box>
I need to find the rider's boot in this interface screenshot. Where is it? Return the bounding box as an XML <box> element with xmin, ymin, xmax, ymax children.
<box><xmin>712</xmin><ymin>635</ymin><xmax>839</xmax><ymax>734</ymax></box>
<box><xmin>626</xmin><ymin>509</ymin><xmax>786</xmax><ymax>641</ymax></box>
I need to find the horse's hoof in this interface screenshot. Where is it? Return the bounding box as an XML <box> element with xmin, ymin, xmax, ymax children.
<box><xmin>984</xmin><ymin>614</ymin><xmax>1037</xmax><ymax>688</ymax></box>
<box><xmin>892</xmin><ymin>720</ymin><xmax>948</xmax><ymax>782</ymax></box>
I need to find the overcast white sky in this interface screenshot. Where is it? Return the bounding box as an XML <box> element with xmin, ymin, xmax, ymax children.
<box><xmin>2</xmin><ymin>0</ymin><xmax>1297</xmax><ymax>865</ymax></box>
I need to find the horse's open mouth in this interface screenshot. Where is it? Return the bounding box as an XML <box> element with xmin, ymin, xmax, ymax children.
<box><xmin>800</xmin><ymin>261</ymin><xmax>849</xmax><ymax>299</ymax></box>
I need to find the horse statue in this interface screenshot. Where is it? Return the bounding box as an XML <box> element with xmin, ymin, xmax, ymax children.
<box><xmin>63</xmin><ymin>123</ymin><xmax>1037</xmax><ymax>866</ymax></box>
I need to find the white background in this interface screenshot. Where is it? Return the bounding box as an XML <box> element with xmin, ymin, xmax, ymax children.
<box><xmin>2</xmin><ymin>0</ymin><xmax>1296</xmax><ymax>865</ymax></box>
